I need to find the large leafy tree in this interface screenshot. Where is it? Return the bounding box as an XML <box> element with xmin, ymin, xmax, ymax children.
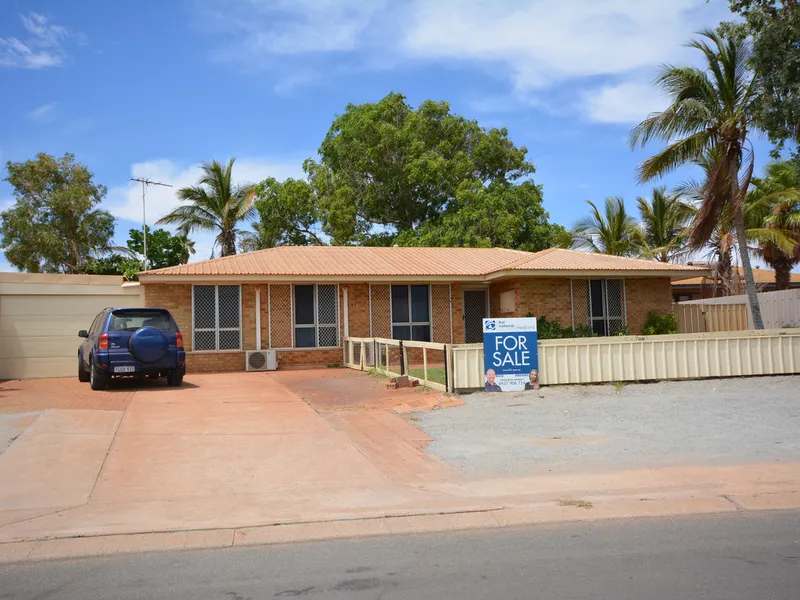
<box><xmin>637</xmin><ymin>187</ymin><xmax>695</xmax><ymax>262</ymax></box>
<box><xmin>86</xmin><ymin>225</ymin><xmax>194</xmax><ymax>278</ymax></box>
<box><xmin>395</xmin><ymin>180</ymin><xmax>567</xmax><ymax>251</ymax></box>
<box><xmin>1</xmin><ymin>153</ymin><xmax>115</xmax><ymax>273</ymax></box>
<box><xmin>242</xmin><ymin>177</ymin><xmax>325</xmax><ymax>251</ymax></box>
<box><xmin>157</xmin><ymin>158</ymin><xmax>255</xmax><ymax>257</ymax></box>
<box><xmin>572</xmin><ymin>197</ymin><xmax>643</xmax><ymax>257</ymax></box>
<box><xmin>745</xmin><ymin>160</ymin><xmax>800</xmax><ymax>289</ymax></box>
<box><xmin>304</xmin><ymin>92</ymin><xmax>542</xmax><ymax>245</ymax></box>
<box><xmin>725</xmin><ymin>1</ymin><xmax>800</xmax><ymax>154</ymax></box>
<box><xmin>129</xmin><ymin>226</ymin><xmax>193</xmax><ymax>270</ymax></box>
<box><xmin>630</xmin><ymin>30</ymin><xmax>766</xmax><ymax>328</ymax></box>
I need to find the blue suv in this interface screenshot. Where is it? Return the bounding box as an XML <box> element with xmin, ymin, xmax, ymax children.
<box><xmin>78</xmin><ymin>307</ymin><xmax>186</xmax><ymax>390</ymax></box>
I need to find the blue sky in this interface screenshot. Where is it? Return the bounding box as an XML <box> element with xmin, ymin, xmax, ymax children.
<box><xmin>0</xmin><ymin>0</ymin><xmax>778</xmax><ymax>271</ymax></box>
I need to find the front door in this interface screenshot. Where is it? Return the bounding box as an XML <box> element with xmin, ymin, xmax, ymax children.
<box><xmin>463</xmin><ymin>289</ymin><xmax>488</xmax><ymax>343</ymax></box>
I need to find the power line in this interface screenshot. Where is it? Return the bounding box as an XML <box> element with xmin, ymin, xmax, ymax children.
<box><xmin>130</xmin><ymin>178</ymin><xmax>173</xmax><ymax>271</ymax></box>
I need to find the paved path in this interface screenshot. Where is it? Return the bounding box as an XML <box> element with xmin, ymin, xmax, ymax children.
<box><xmin>0</xmin><ymin>372</ymin><xmax>456</xmax><ymax>545</ymax></box>
<box><xmin>2</xmin><ymin>511</ymin><xmax>798</xmax><ymax>599</ymax></box>
<box><xmin>0</xmin><ymin>372</ymin><xmax>799</xmax><ymax>562</ymax></box>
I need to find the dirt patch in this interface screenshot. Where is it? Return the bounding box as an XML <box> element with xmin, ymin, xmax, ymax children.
<box><xmin>274</xmin><ymin>368</ymin><xmax>446</xmax><ymax>413</ymax></box>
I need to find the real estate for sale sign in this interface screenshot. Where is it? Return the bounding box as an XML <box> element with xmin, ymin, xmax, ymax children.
<box><xmin>482</xmin><ymin>317</ymin><xmax>539</xmax><ymax>392</ymax></box>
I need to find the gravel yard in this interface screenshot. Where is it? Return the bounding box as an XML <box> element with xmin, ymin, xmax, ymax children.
<box><xmin>416</xmin><ymin>375</ymin><xmax>800</xmax><ymax>477</ymax></box>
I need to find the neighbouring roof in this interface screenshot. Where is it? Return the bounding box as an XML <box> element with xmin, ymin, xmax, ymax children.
<box><xmin>673</xmin><ymin>266</ymin><xmax>800</xmax><ymax>287</ymax></box>
<box><xmin>139</xmin><ymin>246</ymin><xmax>709</xmax><ymax>281</ymax></box>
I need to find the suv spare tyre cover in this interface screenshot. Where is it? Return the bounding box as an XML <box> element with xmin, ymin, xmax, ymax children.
<box><xmin>129</xmin><ymin>327</ymin><xmax>169</xmax><ymax>363</ymax></box>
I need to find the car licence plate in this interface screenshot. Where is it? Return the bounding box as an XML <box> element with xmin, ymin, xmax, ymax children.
<box><xmin>114</xmin><ymin>366</ymin><xmax>136</xmax><ymax>373</ymax></box>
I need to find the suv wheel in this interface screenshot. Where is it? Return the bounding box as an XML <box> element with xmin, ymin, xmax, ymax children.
<box><xmin>167</xmin><ymin>368</ymin><xmax>184</xmax><ymax>387</ymax></box>
<box><xmin>90</xmin><ymin>358</ymin><xmax>108</xmax><ymax>391</ymax></box>
<box><xmin>78</xmin><ymin>355</ymin><xmax>90</xmax><ymax>382</ymax></box>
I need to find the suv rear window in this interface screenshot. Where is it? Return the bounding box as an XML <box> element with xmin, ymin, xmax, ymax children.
<box><xmin>108</xmin><ymin>310</ymin><xmax>175</xmax><ymax>332</ymax></box>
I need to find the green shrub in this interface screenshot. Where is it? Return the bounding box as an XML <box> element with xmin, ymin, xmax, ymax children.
<box><xmin>537</xmin><ymin>315</ymin><xmax>597</xmax><ymax>340</ymax></box>
<box><xmin>641</xmin><ymin>310</ymin><xmax>678</xmax><ymax>335</ymax></box>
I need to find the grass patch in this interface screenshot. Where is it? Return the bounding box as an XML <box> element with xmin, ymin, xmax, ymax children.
<box><xmin>556</xmin><ymin>498</ymin><xmax>593</xmax><ymax>510</ymax></box>
<box><xmin>612</xmin><ymin>381</ymin><xmax>628</xmax><ymax>394</ymax></box>
<box><xmin>407</xmin><ymin>367</ymin><xmax>446</xmax><ymax>385</ymax></box>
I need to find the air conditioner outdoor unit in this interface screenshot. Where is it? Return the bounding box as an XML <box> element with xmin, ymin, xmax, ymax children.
<box><xmin>246</xmin><ymin>350</ymin><xmax>277</xmax><ymax>372</ymax></box>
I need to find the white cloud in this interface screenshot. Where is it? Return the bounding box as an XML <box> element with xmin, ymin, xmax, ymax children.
<box><xmin>581</xmin><ymin>80</ymin><xmax>667</xmax><ymax>124</ymax></box>
<box><xmin>203</xmin><ymin>0</ymin><xmax>388</xmax><ymax>64</ymax></box>
<box><xmin>401</xmin><ymin>0</ymin><xmax>719</xmax><ymax>90</ymax></box>
<box><xmin>202</xmin><ymin>0</ymin><xmax>728</xmax><ymax>121</ymax></box>
<box><xmin>105</xmin><ymin>157</ymin><xmax>306</xmax><ymax>262</ymax></box>
<box><xmin>0</xmin><ymin>13</ymin><xmax>78</xmax><ymax>69</ymax></box>
<box><xmin>25</xmin><ymin>102</ymin><xmax>57</xmax><ymax>122</ymax></box>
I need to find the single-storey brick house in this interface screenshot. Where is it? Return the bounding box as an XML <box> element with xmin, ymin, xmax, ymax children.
<box><xmin>138</xmin><ymin>246</ymin><xmax>708</xmax><ymax>373</ymax></box>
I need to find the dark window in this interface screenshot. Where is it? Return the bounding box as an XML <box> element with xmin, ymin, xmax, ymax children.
<box><xmin>391</xmin><ymin>285</ymin><xmax>410</xmax><ymax>322</ymax></box>
<box><xmin>192</xmin><ymin>285</ymin><xmax>241</xmax><ymax>351</ymax></box>
<box><xmin>294</xmin><ymin>285</ymin><xmax>315</xmax><ymax>325</ymax></box>
<box><xmin>294</xmin><ymin>284</ymin><xmax>339</xmax><ymax>348</ymax></box>
<box><xmin>109</xmin><ymin>310</ymin><xmax>174</xmax><ymax>331</ymax></box>
<box><xmin>585</xmin><ymin>279</ymin><xmax>626</xmax><ymax>336</ymax></box>
<box><xmin>391</xmin><ymin>285</ymin><xmax>431</xmax><ymax>341</ymax></box>
<box><xmin>411</xmin><ymin>285</ymin><xmax>430</xmax><ymax>322</ymax></box>
<box><xmin>88</xmin><ymin>314</ymin><xmax>103</xmax><ymax>336</ymax></box>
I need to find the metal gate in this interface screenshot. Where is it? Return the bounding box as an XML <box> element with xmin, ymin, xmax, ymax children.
<box><xmin>463</xmin><ymin>289</ymin><xmax>488</xmax><ymax>343</ymax></box>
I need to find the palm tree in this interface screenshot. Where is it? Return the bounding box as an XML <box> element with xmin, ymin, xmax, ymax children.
<box><xmin>177</xmin><ymin>231</ymin><xmax>196</xmax><ymax>265</ymax></box>
<box><xmin>157</xmin><ymin>159</ymin><xmax>255</xmax><ymax>257</ymax></box>
<box><xmin>746</xmin><ymin>161</ymin><xmax>800</xmax><ymax>289</ymax></box>
<box><xmin>573</xmin><ymin>197</ymin><xmax>644</xmax><ymax>256</ymax></box>
<box><xmin>630</xmin><ymin>29</ymin><xmax>765</xmax><ymax>328</ymax></box>
<box><xmin>637</xmin><ymin>187</ymin><xmax>695</xmax><ymax>262</ymax></box>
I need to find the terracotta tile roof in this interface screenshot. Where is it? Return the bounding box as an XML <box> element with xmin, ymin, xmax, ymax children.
<box><xmin>673</xmin><ymin>266</ymin><xmax>800</xmax><ymax>286</ymax></box>
<box><xmin>505</xmin><ymin>248</ymin><xmax>707</xmax><ymax>273</ymax></box>
<box><xmin>140</xmin><ymin>246</ymin><xmax>709</xmax><ymax>279</ymax></box>
<box><xmin>143</xmin><ymin>246</ymin><xmax>531</xmax><ymax>277</ymax></box>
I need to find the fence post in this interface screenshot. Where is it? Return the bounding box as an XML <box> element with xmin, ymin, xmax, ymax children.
<box><xmin>423</xmin><ymin>346</ymin><xmax>428</xmax><ymax>383</ymax></box>
<box><xmin>443</xmin><ymin>344</ymin><xmax>449</xmax><ymax>393</ymax></box>
<box><xmin>399</xmin><ymin>340</ymin><xmax>406</xmax><ymax>375</ymax></box>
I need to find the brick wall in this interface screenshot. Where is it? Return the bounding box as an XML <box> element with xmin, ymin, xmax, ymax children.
<box><xmin>344</xmin><ymin>283</ymin><xmax>370</xmax><ymax>338</ymax></box>
<box><xmin>143</xmin><ymin>283</ymin><xmax>193</xmax><ymax>348</ymax></box>
<box><xmin>451</xmin><ymin>283</ymin><xmax>465</xmax><ymax>343</ymax></box>
<box><xmin>489</xmin><ymin>280</ymin><xmax>519</xmax><ymax>318</ymax></box>
<box><xmin>512</xmin><ymin>278</ymin><xmax>574</xmax><ymax>324</ymax></box>
<box><xmin>625</xmin><ymin>277</ymin><xmax>673</xmax><ymax>333</ymax></box>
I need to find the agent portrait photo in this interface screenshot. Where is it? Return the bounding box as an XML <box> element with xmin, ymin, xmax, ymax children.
<box><xmin>484</xmin><ymin>368</ymin><xmax>502</xmax><ymax>392</ymax></box>
<box><xmin>524</xmin><ymin>369</ymin><xmax>540</xmax><ymax>391</ymax></box>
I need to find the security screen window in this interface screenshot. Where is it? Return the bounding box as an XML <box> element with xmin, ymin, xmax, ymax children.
<box><xmin>391</xmin><ymin>284</ymin><xmax>431</xmax><ymax>341</ymax></box>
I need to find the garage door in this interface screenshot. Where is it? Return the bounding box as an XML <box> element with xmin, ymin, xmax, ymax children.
<box><xmin>0</xmin><ymin>274</ymin><xmax>142</xmax><ymax>380</ymax></box>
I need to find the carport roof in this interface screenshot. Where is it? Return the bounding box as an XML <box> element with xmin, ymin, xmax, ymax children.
<box><xmin>138</xmin><ymin>246</ymin><xmax>709</xmax><ymax>282</ymax></box>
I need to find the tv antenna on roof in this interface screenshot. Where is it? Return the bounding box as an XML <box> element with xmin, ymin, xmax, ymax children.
<box><xmin>130</xmin><ymin>178</ymin><xmax>173</xmax><ymax>271</ymax></box>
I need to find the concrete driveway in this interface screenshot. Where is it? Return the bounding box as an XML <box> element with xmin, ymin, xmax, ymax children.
<box><xmin>0</xmin><ymin>371</ymin><xmax>456</xmax><ymax>543</ymax></box>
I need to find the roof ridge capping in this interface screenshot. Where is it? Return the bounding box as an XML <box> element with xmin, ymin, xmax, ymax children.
<box><xmin>504</xmin><ymin>248</ymin><xmax>709</xmax><ymax>272</ymax></box>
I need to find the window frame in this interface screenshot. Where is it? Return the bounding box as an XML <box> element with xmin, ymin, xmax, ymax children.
<box><xmin>191</xmin><ymin>284</ymin><xmax>243</xmax><ymax>352</ymax></box>
<box><xmin>390</xmin><ymin>284</ymin><xmax>432</xmax><ymax>342</ymax></box>
<box><xmin>586</xmin><ymin>279</ymin><xmax>626</xmax><ymax>336</ymax></box>
<box><xmin>292</xmin><ymin>284</ymin><xmax>340</xmax><ymax>349</ymax></box>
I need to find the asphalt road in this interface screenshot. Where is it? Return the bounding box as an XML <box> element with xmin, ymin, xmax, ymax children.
<box><xmin>1</xmin><ymin>512</ymin><xmax>799</xmax><ymax>599</ymax></box>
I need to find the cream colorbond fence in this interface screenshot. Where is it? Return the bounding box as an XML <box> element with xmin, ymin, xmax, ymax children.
<box><xmin>674</xmin><ymin>303</ymin><xmax>749</xmax><ymax>333</ymax></box>
<box><xmin>678</xmin><ymin>288</ymin><xmax>800</xmax><ymax>329</ymax></box>
<box><xmin>449</xmin><ymin>329</ymin><xmax>800</xmax><ymax>389</ymax></box>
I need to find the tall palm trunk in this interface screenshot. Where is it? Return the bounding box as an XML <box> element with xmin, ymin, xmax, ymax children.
<box><xmin>729</xmin><ymin>153</ymin><xmax>764</xmax><ymax>328</ymax></box>
<box><xmin>772</xmin><ymin>254</ymin><xmax>793</xmax><ymax>290</ymax></box>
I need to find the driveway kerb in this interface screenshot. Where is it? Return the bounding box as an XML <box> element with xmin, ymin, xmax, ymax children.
<box><xmin>1</xmin><ymin>488</ymin><xmax>798</xmax><ymax>564</ymax></box>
